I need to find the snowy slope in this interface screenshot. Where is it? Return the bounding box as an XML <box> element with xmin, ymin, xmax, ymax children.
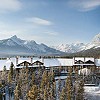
<box><xmin>84</xmin><ymin>33</ymin><xmax>100</xmax><ymax>50</ymax></box>
<box><xmin>84</xmin><ymin>85</ymin><xmax>100</xmax><ymax>100</ymax></box>
<box><xmin>0</xmin><ymin>33</ymin><xmax>100</xmax><ymax>55</ymax></box>
<box><xmin>52</xmin><ymin>42</ymin><xmax>86</xmax><ymax>53</ymax></box>
<box><xmin>52</xmin><ymin>33</ymin><xmax>100</xmax><ymax>53</ymax></box>
<box><xmin>0</xmin><ymin>35</ymin><xmax>62</xmax><ymax>55</ymax></box>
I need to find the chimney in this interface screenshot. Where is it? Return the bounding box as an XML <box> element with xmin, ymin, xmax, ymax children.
<box><xmin>30</xmin><ymin>57</ymin><xmax>33</xmax><ymax>64</ymax></box>
<box><xmin>16</xmin><ymin>56</ymin><xmax>19</xmax><ymax>65</ymax></box>
<box><xmin>73</xmin><ymin>57</ymin><xmax>75</xmax><ymax>64</ymax></box>
<box><xmin>42</xmin><ymin>57</ymin><xmax>44</xmax><ymax>66</ymax></box>
<box><xmin>84</xmin><ymin>57</ymin><xmax>85</xmax><ymax>63</ymax></box>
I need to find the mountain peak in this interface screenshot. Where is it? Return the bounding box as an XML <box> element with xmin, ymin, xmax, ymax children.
<box><xmin>0</xmin><ymin>35</ymin><xmax>61</xmax><ymax>55</ymax></box>
<box><xmin>10</xmin><ymin>35</ymin><xmax>18</xmax><ymax>39</ymax></box>
<box><xmin>92</xmin><ymin>33</ymin><xmax>100</xmax><ymax>43</ymax></box>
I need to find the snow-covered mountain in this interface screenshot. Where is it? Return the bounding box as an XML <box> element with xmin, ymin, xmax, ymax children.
<box><xmin>92</xmin><ymin>33</ymin><xmax>100</xmax><ymax>43</ymax></box>
<box><xmin>0</xmin><ymin>35</ymin><xmax>62</xmax><ymax>55</ymax></box>
<box><xmin>52</xmin><ymin>42</ymin><xmax>86</xmax><ymax>53</ymax></box>
<box><xmin>52</xmin><ymin>33</ymin><xmax>100</xmax><ymax>53</ymax></box>
<box><xmin>84</xmin><ymin>33</ymin><xmax>100</xmax><ymax>50</ymax></box>
<box><xmin>0</xmin><ymin>33</ymin><xmax>100</xmax><ymax>56</ymax></box>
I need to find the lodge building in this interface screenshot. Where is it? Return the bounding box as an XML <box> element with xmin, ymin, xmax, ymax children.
<box><xmin>14</xmin><ymin>57</ymin><xmax>100</xmax><ymax>75</ymax></box>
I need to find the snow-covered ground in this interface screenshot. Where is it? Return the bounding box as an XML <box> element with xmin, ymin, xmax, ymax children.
<box><xmin>55</xmin><ymin>76</ymin><xmax>67</xmax><ymax>80</ymax></box>
<box><xmin>84</xmin><ymin>85</ymin><xmax>100</xmax><ymax>100</ymax></box>
<box><xmin>55</xmin><ymin>75</ymin><xmax>100</xmax><ymax>100</ymax></box>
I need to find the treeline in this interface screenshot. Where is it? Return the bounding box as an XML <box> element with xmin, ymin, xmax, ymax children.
<box><xmin>0</xmin><ymin>62</ymin><xmax>84</xmax><ymax>100</ymax></box>
<box><xmin>71</xmin><ymin>47</ymin><xmax>100</xmax><ymax>58</ymax></box>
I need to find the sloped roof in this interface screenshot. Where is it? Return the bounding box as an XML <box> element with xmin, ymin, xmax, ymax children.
<box><xmin>32</xmin><ymin>60</ymin><xmax>44</xmax><ymax>65</ymax></box>
<box><xmin>85</xmin><ymin>60</ymin><xmax>94</xmax><ymax>64</ymax></box>
<box><xmin>17</xmin><ymin>61</ymin><xmax>31</xmax><ymax>66</ymax></box>
<box><xmin>75</xmin><ymin>60</ymin><xmax>84</xmax><ymax>64</ymax></box>
<box><xmin>74</xmin><ymin>57</ymin><xmax>94</xmax><ymax>62</ymax></box>
<box><xmin>58</xmin><ymin>58</ymin><xmax>73</xmax><ymax>66</ymax></box>
<box><xmin>44</xmin><ymin>59</ymin><xmax>60</xmax><ymax>67</ymax></box>
<box><xmin>44</xmin><ymin>58</ymin><xmax>73</xmax><ymax>67</ymax></box>
<box><xmin>85</xmin><ymin>58</ymin><xmax>94</xmax><ymax>62</ymax></box>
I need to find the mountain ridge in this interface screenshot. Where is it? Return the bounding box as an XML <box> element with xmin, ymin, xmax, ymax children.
<box><xmin>52</xmin><ymin>33</ymin><xmax>100</xmax><ymax>53</ymax></box>
<box><xmin>0</xmin><ymin>35</ymin><xmax>62</xmax><ymax>56</ymax></box>
<box><xmin>0</xmin><ymin>33</ymin><xmax>100</xmax><ymax>56</ymax></box>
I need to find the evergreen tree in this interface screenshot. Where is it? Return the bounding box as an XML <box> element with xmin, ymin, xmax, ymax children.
<box><xmin>40</xmin><ymin>70</ymin><xmax>48</xmax><ymax>99</ymax></box>
<box><xmin>18</xmin><ymin>67</ymin><xmax>29</xmax><ymax>99</ymax></box>
<box><xmin>30</xmin><ymin>72</ymin><xmax>35</xmax><ymax>86</ymax></box>
<box><xmin>8</xmin><ymin>62</ymin><xmax>14</xmax><ymax>83</ymax></box>
<box><xmin>2</xmin><ymin>66</ymin><xmax>7</xmax><ymax>84</ymax></box>
<box><xmin>76</xmin><ymin>80</ymin><xmax>84</xmax><ymax>100</ymax></box>
<box><xmin>10</xmin><ymin>62</ymin><xmax>14</xmax><ymax>78</ymax></box>
<box><xmin>3</xmin><ymin>66</ymin><xmax>6</xmax><ymax>71</ymax></box>
<box><xmin>0</xmin><ymin>84</ymin><xmax>2</xmax><ymax>99</ymax></box>
<box><xmin>0</xmin><ymin>93</ymin><xmax>2</xmax><ymax>100</ymax></box>
<box><xmin>60</xmin><ymin>87</ymin><xmax>66</xmax><ymax>100</ymax></box>
<box><xmin>14</xmin><ymin>83</ymin><xmax>22</xmax><ymax>100</ymax></box>
<box><xmin>66</xmin><ymin>77</ymin><xmax>72</xmax><ymax>100</ymax></box>
<box><xmin>40</xmin><ymin>70</ymin><xmax>48</xmax><ymax>90</ymax></box>
<box><xmin>43</xmin><ymin>87</ymin><xmax>48</xmax><ymax>100</ymax></box>
<box><xmin>27</xmin><ymin>85</ymin><xmax>38</xmax><ymax>100</ymax></box>
<box><xmin>66</xmin><ymin>67</ymin><xmax>73</xmax><ymax>100</ymax></box>
<box><xmin>8</xmin><ymin>72</ymin><xmax>12</xmax><ymax>83</ymax></box>
<box><xmin>51</xmin><ymin>81</ymin><xmax>56</xmax><ymax>99</ymax></box>
<box><xmin>40</xmin><ymin>70</ymin><xmax>56</xmax><ymax>100</ymax></box>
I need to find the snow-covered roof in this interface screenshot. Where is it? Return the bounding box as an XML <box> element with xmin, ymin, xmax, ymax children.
<box><xmin>85</xmin><ymin>58</ymin><xmax>94</xmax><ymax>62</ymax></box>
<box><xmin>0</xmin><ymin>57</ymin><xmax>99</xmax><ymax>71</ymax></box>
<box><xmin>73</xmin><ymin>57</ymin><xmax>95</xmax><ymax>65</ymax></box>
<box><xmin>18</xmin><ymin>60</ymin><xmax>31</xmax><ymax>64</ymax></box>
<box><xmin>73</xmin><ymin>57</ymin><xmax>94</xmax><ymax>62</ymax></box>
<box><xmin>74</xmin><ymin>57</ymin><xmax>85</xmax><ymax>62</ymax></box>
<box><xmin>44</xmin><ymin>59</ymin><xmax>60</xmax><ymax>67</ymax></box>
<box><xmin>15</xmin><ymin>65</ymin><xmax>40</xmax><ymax>68</ymax></box>
<box><xmin>17</xmin><ymin>57</ymin><xmax>42</xmax><ymax>64</ymax></box>
<box><xmin>44</xmin><ymin>58</ymin><xmax>73</xmax><ymax>67</ymax></box>
<box><xmin>58</xmin><ymin>58</ymin><xmax>73</xmax><ymax>66</ymax></box>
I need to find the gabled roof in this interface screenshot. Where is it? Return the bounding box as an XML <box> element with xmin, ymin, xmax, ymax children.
<box><xmin>75</xmin><ymin>60</ymin><xmax>84</xmax><ymax>64</ymax></box>
<box><xmin>32</xmin><ymin>60</ymin><xmax>44</xmax><ymax>65</ymax></box>
<box><xmin>85</xmin><ymin>60</ymin><xmax>94</xmax><ymax>64</ymax></box>
<box><xmin>85</xmin><ymin>58</ymin><xmax>94</xmax><ymax>62</ymax></box>
<box><xmin>17</xmin><ymin>61</ymin><xmax>31</xmax><ymax>66</ymax></box>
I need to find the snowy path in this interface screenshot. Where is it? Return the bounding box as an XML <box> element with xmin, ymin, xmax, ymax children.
<box><xmin>84</xmin><ymin>85</ymin><xmax>100</xmax><ymax>100</ymax></box>
<box><xmin>85</xmin><ymin>93</ymin><xmax>100</xmax><ymax>100</ymax></box>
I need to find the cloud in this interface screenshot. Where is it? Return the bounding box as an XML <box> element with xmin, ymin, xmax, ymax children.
<box><xmin>45</xmin><ymin>31</ymin><xmax>59</xmax><ymax>36</ymax></box>
<box><xmin>68</xmin><ymin>0</ymin><xmax>100</xmax><ymax>11</ymax></box>
<box><xmin>0</xmin><ymin>0</ymin><xmax>22</xmax><ymax>13</ymax></box>
<box><xmin>26</xmin><ymin>17</ymin><xmax>53</xmax><ymax>26</ymax></box>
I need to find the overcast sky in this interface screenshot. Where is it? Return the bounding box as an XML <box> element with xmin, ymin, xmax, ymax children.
<box><xmin>0</xmin><ymin>0</ymin><xmax>100</xmax><ymax>46</ymax></box>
